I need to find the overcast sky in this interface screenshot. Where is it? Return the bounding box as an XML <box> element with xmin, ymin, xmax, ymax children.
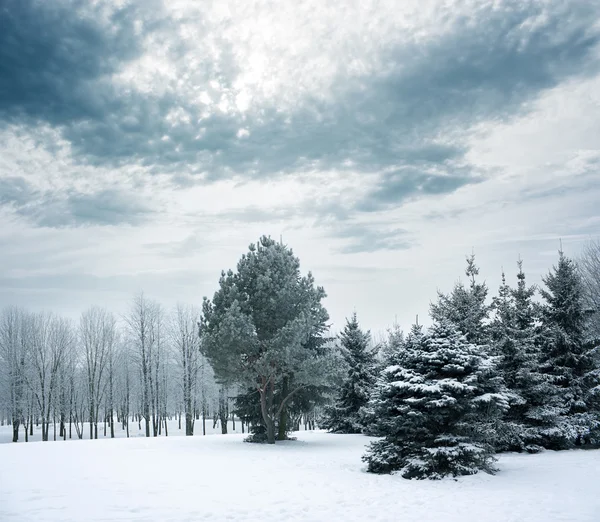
<box><xmin>1</xmin><ymin>0</ymin><xmax>599</xmax><ymax>336</ymax></box>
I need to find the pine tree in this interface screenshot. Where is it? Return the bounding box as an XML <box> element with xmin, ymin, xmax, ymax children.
<box><xmin>430</xmin><ymin>254</ymin><xmax>491</xmax><ymax>344</ymax></box>
<box><xmin>200</xmin><ymin>236</ymin><xmax>332</xmax><ymax>444</ymax></box>
<box><xmin>537</xmin><ymin>249</ymin><xmax>600</xmax><ymax>447</ymax></box>
<box><xmin>321</xmin><ymin>313</ymin><xmax>376</xmax><ymax>434</ymax></box>
<box><xmin>363</xmin><ymin>320</ymin><xmax>508</xmax><ymax>479</ymax></box>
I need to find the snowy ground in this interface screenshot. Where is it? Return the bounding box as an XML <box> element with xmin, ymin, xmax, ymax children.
<box><xmin>0</xmin><ymin>430</ymin><xmax>598</xmax><ymax>522</ymax></box>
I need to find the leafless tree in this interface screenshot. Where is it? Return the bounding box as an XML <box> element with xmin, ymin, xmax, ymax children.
<box><xmin>0</xmin><ymin>307</ymin><xmax>28</xmax><ymax>442</ymax></box>
<box><xmin>80</xmin><ymin>307</ymin><xmax>116</xmax><ymax>439</ymax></box>
<box><xmin>26</xmin><ymin>313</ymin><xmax>73</xmax><ymax>441</ymax></box>
<box><xmin>124</xmin><ymin>293</ymin><xmax>160</xmax><ymax>438</ymax></box>
<box><xmin>170</xmin><ymin>304</ymin><xmax>201</xmax><ymax>436</ymax></box>
<box><xmin>579</xmin><ymin>238</ymin><xmax>600</xmax><ymax>342</ymax></box>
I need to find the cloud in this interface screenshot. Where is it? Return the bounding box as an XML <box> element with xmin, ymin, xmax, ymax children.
<box><xmin>332</xmin><ymin>224</ymin><xmax>414</xmax><ymax>254</ymax></box>
<box><xmin>356</xmin><ymin>169</ymin><xmax>483</xmax><ymax>212</ymax></box>
<box><xmin>1</xmin><ymin>0</ymin><xmax>598</xmax><ymax>185</ymax></box>
<box><xmin>0</xmin><ymin>0</ymin><xmax>148</xmax><ymax>124</ymax></box>
<box><xmin>0</xmin><ymin>176</ymin><xmax>153</xmax><ymax>227</ymax></box>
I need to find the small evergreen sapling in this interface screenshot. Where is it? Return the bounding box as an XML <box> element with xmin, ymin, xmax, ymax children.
<box><xmin>321</xmin><ymin>313</ymin><xmax>376</xmax><ymax>434</ymax></box>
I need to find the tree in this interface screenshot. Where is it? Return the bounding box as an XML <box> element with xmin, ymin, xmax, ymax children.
<box><xmin>430</xmin><ymin>254</ymin><xmax>491</xmax><ymax>344</ymax></box>
<box><xmin>363</xmin><ymin>320</ymin><xmax>508</xmax><ymax>479</ymax></box>
<box><xmin>124</xmin><ymin>293</ymin><xmax>161</xmax><ymax>438</ymax></box>
<box><xmin>26</xmin><ymin>313</ymin><xmax>73</xmax><ymax>441</ymax></box>
<box><xmin>538</xmin><ymin>249</ymin><xmax>599</xmax><ymax>446</ymax></box>
<box><xmin>201</xmin><ymin>236</ymin><xmax>332</xmax><ymax>444</ymax></box>
<box><xmin>489</xmin><ymin>261</ymin><xmax>547</xmax><ymax>452</ymax></box>
<box><xmin>80</xmin><ymin>307</ymin><xmax>115</xmax><ymax>440</ymax></box>
<box><xmin>0</xmin><ymin>307</ymin><xmax>27</xmax><ymax>442</ymax></box>
<box><xmin>170</xmin><ymin>304</ymin><xmax>200</xmax><ymax>436</ymax></box>
<box><xmin>321</xmin><ymin>313</ymin><xmax>376</xmax><ymax>433</ymax></box>
<box><xmin>579</xmin><ymin>238</ymin><xmax>600</xmax><ymax>344</ymax></box>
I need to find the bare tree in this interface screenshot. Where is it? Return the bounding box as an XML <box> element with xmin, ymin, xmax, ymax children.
<box><xmin>0</xmin><ymin>307</ymin><xmax>28</xmax><ymax>442</ymax></box>
<box><xmin>116</xmin><ymin>342</ymin><xmax>132</xmax><ymax>438</ymax></box>
<box><xmin>26</xmin><ymin>313</ymin><xmax>73</xmax><ymax>441</ymax></box>
<box><xmin>124</xmin><ymin>293</ymin><xmax>160</xmax><ymax>438</ymax></box>
<box><xmin>170</xmin><ymin>304</ymin><xmax>200</xmax><ymax>436</ymax></box>
<box><xmin>580</xmin><ymin>238</ymin><xmax>600</xmax><ymax>342</ymax></box>
<box><xmin>80</xmin><ymin>307</ymin><xmax>116</xmax><ymax>439</ymax></box>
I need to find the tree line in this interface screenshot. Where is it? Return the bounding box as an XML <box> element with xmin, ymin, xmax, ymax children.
<box><xmin>1</xmin><ymin>236</ymin><xmax>599</xmax><ymax>481</ymax></box>
<box><xmin>0</xmin><ymin>298</ymin><xmax>245</xmax><ymax>443</ymax></box>
<box><xmin>324</xmin><ymin>242</ymin><xmax>600</xmax><ymax>479</ymax></box>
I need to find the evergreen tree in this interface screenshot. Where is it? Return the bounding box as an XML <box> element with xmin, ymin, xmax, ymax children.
<box><xmin>430</xmin><ymin>254</ymin><xmax>491</xmax><ymax>344</ymax></box>
<box><xmin>200</xmin><ymin>236</ymin><xmax>332</xmax><ymax>444</ymax></box>
<box><xmin>537</xmin><ymin>249</ymin><xmax>600</xmax><ymax>446</ymax></box>
<box><xmin>360</xmin><ymin>324</ymin><xmax>405</xmax><ymax>436</ymax></box>
<box><xmin>321</xmin><ymin>313</ymin><xmax>376</xmax><ymax>434</ymax></box>
<box><xmin>363</xmin><ymin>320</ymin><xmax>508</xmax><ymax>479</ymax></box>
<box><xmin>377</xmin><ymin>323</ymin><xmax>405</xmax><ymax>368</ymax></box>
<box><xmin>489</xmin><ymin>262</ymin><xmax>548</xmax><ymax>452</ymax></box>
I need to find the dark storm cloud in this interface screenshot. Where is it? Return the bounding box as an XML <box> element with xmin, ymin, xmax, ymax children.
<box><xmin>0</xmin><ymin>0</ymin><xmax>149</xmax><ymax>123</ymax></box>
<box><xmin>1</xmin><ymin>0</ymin><xmax>599</xmax><ymax>211</ymax></box>
<box><xmin>0</xmin><ymin>177</ymin><xmax>153</xmax><ymax>227</ymax></box>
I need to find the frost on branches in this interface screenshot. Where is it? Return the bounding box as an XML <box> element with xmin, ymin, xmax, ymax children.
<box><xmin>363</xmin><ymin>321</ymin><xmax>509</xmax><ymax>479</ymax></box>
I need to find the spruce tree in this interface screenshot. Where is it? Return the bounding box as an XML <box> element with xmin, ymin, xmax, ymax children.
<box><xmin>321</xmin><ymin>313</ymin><xmax>376</xmax><ymax>434</ymax></box>
<box><xmin>490</xmin><ymin>262</ymin><xmax>547</xmax><ymax>452</ymax></box>
<box><xmin>430</xmin><ymin>254</ymin><xmax>491</xmax><ymax>344</ymax></box>
<box><xmin>538</xmin><ymin>249</ymin><xmax>599</xmax><ymax>446</ymax></box>
<box><xmin>363</xmin><ymin>320</ymin><xmax>508</xmax><ymax>479</ymax></box>
<box><xmin>362</xmin><ymin>324</ymin><xmax>406</xmax><ymax>436</ymax></box>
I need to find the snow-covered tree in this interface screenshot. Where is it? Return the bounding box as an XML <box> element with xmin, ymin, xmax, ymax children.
<box><xmin>489</xmin><ymin>262</ymin><xmax>547</xmax><ymax>452</ymax></box>
<box><xmin>321</xmin><ymin>313</ymin><xmax>376</xmax><ymax>434</ymax></box>
<box><xmin>537</xmin><ymin>249</ymin><xmax>600</xmax><ymax>447</ymax></box>
<box><xmin>363</xmin><ymin>320</ymin><xmax>508</xmax><ymax>479</ymax></box>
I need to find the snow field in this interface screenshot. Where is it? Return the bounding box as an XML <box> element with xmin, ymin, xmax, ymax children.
<box><xmin>0</xmin><ymin>431</ymin><xmax>599</xmax><ymax>522</ymax></box>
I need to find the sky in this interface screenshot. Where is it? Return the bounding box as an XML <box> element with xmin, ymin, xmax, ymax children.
<box><xmin>1</xmin><ymin>0</ymin><xmax>599</xmax><ymax>337</ymax></box>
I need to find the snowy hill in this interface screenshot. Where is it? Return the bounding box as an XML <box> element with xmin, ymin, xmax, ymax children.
<box><xmin>0</xmin><ymin>431</ymin><xmax>598</xmax><ymax>522</ymax></box>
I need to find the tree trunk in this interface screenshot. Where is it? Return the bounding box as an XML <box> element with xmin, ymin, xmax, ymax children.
<box><xmin>12</xmin><ymin>419</ymin><xmax>19</xmax><ymax>443</ymax></box>
<box><xmin>259</xmin><ymin>382</ymin><xmax>276</xmax><ymax>444</ymax></box>
<box><xmin>277</xmin><ymin>377</ymin><xmax>290</xmax><ymax>441</ymax></box>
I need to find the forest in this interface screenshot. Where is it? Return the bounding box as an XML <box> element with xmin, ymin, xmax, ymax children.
<box><xmin>1</xmin><ymin>236</ymin><xmax>599</xmax><ymax>480</ymax></box>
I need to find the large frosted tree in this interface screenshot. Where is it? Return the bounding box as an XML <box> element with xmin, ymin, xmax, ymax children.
<box><xmin>200</xmin><ymin>236</ymin><xmax>332</xmax><ymax>444</ymax></box>
<box><xmin>321</xmin><ymin>313</ymin><xmax>376</xmax><ymax>434</ymax></box>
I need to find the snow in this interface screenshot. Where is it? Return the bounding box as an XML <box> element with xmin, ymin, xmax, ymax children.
<box><xmin>0</xmin><ymin>427</ymin><xmax>599</xmax><ymax>522</ymax></box>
